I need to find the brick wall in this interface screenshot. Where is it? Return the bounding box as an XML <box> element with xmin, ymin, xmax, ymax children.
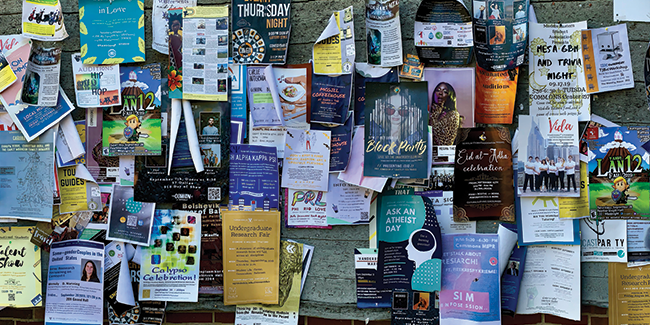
<box><xmin>0</xmin><ymin>306</ymin><xmax>609</xmax><ymax>324</ymax></box>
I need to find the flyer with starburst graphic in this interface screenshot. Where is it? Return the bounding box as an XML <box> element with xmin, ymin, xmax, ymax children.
<box><xmin>528</xmin><ymin>21</ymin><xmax>590</xmax><ymax>121</ymax></box>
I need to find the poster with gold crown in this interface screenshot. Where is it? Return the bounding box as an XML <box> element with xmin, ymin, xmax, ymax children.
<box><xmin>586</xmin><ymin>127</ymin><xmax>650</xmax><ymax>219</ymax></box>
<box><xmin>102</xmin><ymin>64</ymin><xmax>162</xmax><ymax>156</ymax></box>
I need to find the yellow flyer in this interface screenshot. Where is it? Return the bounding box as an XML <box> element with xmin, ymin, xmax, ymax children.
<box><xmin>312</xmin><ymin>7</ymin><xmax>355</xmax><ymax>75</ymax></box>
<box><xmin>58</xmin><ymin>165</ymin><xmax>102</xmax><ymax>214</ymax></box>
<box><xmin>609</xmin><ymin>263</ymin><xmax>650</xmax><ymax>325</ymax></box>
<box><xmin>222</xmin><ymin>210</ymin><xmax>280</xmax><ymax>305</ymax></box>
<box><xmin>0</xmin><ymin>227</ymin><xmax>42</xmax><ymax>307</ymax></box>
<box><xmin>558</xmin><ymin>162</ymin><xmax>589</xmax><ymax>218</ymax></box>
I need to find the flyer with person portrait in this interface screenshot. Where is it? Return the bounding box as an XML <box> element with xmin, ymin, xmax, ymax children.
<box><xmin>103</xmin><ymin>64</ymin><xmax>162</xmax><ymax>157</ymax></box>
<box><xmin>139</xmin><ymin>209</ymin><xmax>202</xmax><ymax>302</ymax></box>
<box><xmin>364</xmin><ymin>82</ymin><xmax>429</xmax><ymax>179</ymax></box>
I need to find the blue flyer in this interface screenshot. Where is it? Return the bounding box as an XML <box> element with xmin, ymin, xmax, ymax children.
<box><xmin>229</xmin><ymin>144</ymin><xmax>279</xmax><ymax>211</ymax></box>
<box><xmin>78</xmin><ymin>0</ymin><xmax>145</xmax><ymax>64</ymax></box>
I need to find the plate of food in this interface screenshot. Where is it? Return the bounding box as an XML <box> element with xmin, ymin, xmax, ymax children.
<box><xmin>279</xmin><ymin>83</ymin><xmax>306</xmax><ymax>102</ymax></box>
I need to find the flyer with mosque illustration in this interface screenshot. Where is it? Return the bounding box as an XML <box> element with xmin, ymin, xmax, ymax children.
<box><xmin>102</xmin><ymin>64</ymin><xmax>162</xmax><ymax>156</ymax></box>
<box><xmin>586</xmin><ymin>126</ymin><xmax>650</xmax><ymax>219</ymax></box>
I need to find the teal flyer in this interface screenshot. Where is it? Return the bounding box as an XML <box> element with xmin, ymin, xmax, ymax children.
<box><xmin>79</xmin><ymin>0</ymin><xmax>145</xmax><ymax>64</ymax></box>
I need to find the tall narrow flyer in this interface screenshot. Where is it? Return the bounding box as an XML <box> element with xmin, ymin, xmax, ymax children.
<box><xmin>366</xmin><ymin>0</ymin><xmax>403</xmax><ymax>67</ymax></box>
<box><xmin>528</xmin><ymin>22</ymin><xmax>590</xmax><ymax>121</ymax></box>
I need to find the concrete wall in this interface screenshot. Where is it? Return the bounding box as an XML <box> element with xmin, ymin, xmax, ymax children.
<box><xmin>0</xmin><ymin>0</ymin><xmax>643</xmax><ymax>321</ymax></box>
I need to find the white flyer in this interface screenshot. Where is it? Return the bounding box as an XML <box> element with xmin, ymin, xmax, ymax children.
<box><xmin>528</xmin><ymin>21</ymin><xmax>590</xmax><ymax>121</ymax></box>
<box><xmin>365</xmin><ymin>0</ymin><xmax>403</xmax><ymax>67</ymax></box>
<box><xmin>516</xmin><ymin>244</ymin><xmax>581</xmax><ymax>321</ymax></box>
<box><xmin>580</xmin><ymin>218</ymin><xmax>627</xmax><ymax>262</ymax></box>
<box><xmin>152</xmin><ymin>0</ymin><xmax>197</xmax><ymax>54</ymax></box>
<box><xmin>327</xmin><ymin>173</ymin><xmax>372</xmax><ymax>225</ymax></box>
<box><xmin>71</xmin><ymin>53</ymin><xmax>121</xmax><ymax>108</ymax></box>
<box><xmin>281</xmin><ymin>129</ymin><xmax>331</xmax><ymax>191</ymax></box>
<box><xmin>520</xmin><ymin>197</ymin><xmax>577</xmax><ymax>244</ymax></box>
<box><xmin>581</xmin><ymin>24</ymin><xmax>634</xmax><ymax>94</ymax></box>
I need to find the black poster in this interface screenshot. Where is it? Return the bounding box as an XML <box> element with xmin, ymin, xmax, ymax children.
<box><xmin>232</xmin><ymin>0</ymin><xmax>292</xmax><ymax>64</ymax></box>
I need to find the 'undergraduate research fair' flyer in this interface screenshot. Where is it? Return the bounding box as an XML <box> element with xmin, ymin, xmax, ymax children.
<box><xmin>45</xmin><ymin>240</ymin><xmax>105</xmax><ymax>325</ymax></box>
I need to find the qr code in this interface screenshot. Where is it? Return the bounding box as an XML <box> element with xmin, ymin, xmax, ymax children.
<box><xmin>127</xmin><ymin>215</ymin><xmax>137</xmax><ymax>227</ymax></box>
<box><xmin>516</xmin><ymin>54</ymin><xmax>524</xmax><ymax>66</ymax></box>
<box><xmin>8</xmin><ymin>293</ymin><xmax>14</xmax><ymax>302</ymax></box>
<box><xmin>447</xmin><ymin>40</ymin><xmax>452</xmax><ymax>45</ymax></box>
<box><xmin>208</xmin><ymin>187</ymin><xmax>221</xmax><ymax>201</ymax></box>
<box><xmin>360</xmin><ymin>212</ymin><xmax>369</xmax><ymax>221</ymax></box>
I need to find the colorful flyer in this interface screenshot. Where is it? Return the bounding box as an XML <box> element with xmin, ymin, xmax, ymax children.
<box><xmin>231</xmin><ymin>0</ymin><xmax>292</xmax><ymax>64</ymax></box>
<box><xmin>167</xmin><ymin>8</ymin><xmax>185</xmax><ymax>98</ymax></box>
<box><xmin>222</xmin><ymin>210</ymin><xmax>280</xmax><ymax>305</ymax></box>
<box><xmin>281</xmin><ymin>129</ymin><xmax>331</xmax><ymax>191</ymax></box>
<box><xmin>0</xmin><ymin>129</ymin><xmax>54</xmax><ymax>221</ymax></box>
<box><xmin>266</xmin><ymin>64</ymin><xmax>312</xmax><ymax>129</ymax></box>
<box><xmin>102</xmin><ymin>64</ymin><xmax>162</xmax><ymax>156</ymax></box>
<box><xmin>475</xmin><ymin>66</ymin><xmax>518</xmax><ymax>124</ymax></box>
<box><xmin>415</xmin><ymin>0</ymin><xmax>473</xmax><ymax>65</ymax></box>
<box><xmin>398</xmin><ymin>54</ymin><xmax>425</xmax><ymax>80</ymax></box>
<box><xmin>312</xmin><ymin>7</ymin><xmax>355</xmax><ymax>75</ymax></box>
<box><xmin>364</xmin><ymin>82</ymin><xmax>429</xmax><ymax>179</ymax></box>
<box><xmin>78</xmin><ymin>0</ymin><xmax>145</xmax><ymax>64</ymax></box>
<box><xmin>366</xmin><ymin>0</ymin><xmax>403</xmax><ymax>67</ymax></box>
<box><xmin>453</xmin><ymin>127</ymin><xmax>514</xmax><ymax>221</ymax></box>
<box><xmin>22</xmin><ymin>0</ymin><xmax>68</xmax><ymax>41</ymax></box>
<box><xmin>472</xmin><ymin>0</ymin><xmax>528</xmax><ymax>71</ymax></box>
<box><xmin>581</xmin><ymin>24</ymin><xmax>634</xmax><ymax>94</ymax></box>
<box><xmin>139</xmin><ymin>209</ymin><xmax>202</xmax><ymax>302</ymax></box>
<box><xmin>0</xmin><ymin>37</ymin><xmax>31</xmax><ymax>110</ymax></box>
<box><xmin>21</xmin><ymin>46</ymin><xmax>62</xmax><ymax>107</ymax></box>
<box><xmin>152</xmin><ymin>0</ymin><xmax>196</xmax><ymax>54</ymax></box>
<box><xmin>355</xmin><ymin>248</ymin><xmax>390</xmax><ymax>308</ymax></box>
<box><xmin>229</xmin><ymin>144</ymin><xmax>280</xmax><ymax>211</ymax></box>
<box><xmin>106</xmin><ymin>185</ymin><xmax>156</xmax><ymax>246</ymax></box>
<box><xmin>558</xmin><ymin>161</ymin><xmax>589</xmax><ymax>218</ymax></box>
<box><xmin>609</xmin><ymin>263</ymin><xmax>650</xmax><ymax>325</ymax></box>
<box><xmin>517</xmin><ymin>115</ymin><xmax>580</xmax><ymax>197</ymax></box>
<box><xmin>310</xmin><ymin>73</ymin><xmax>353</xmax><ymax>125</ymax></box>
<box><xmin>57</xmin><ymin>165</ymin><xmax>102</xmax><ymax>214</ymax></box>
<box><xmin>247</xmin><ymin>66</ymin><xmax>281</xmax><ymax>127</ymax></box>
<box><xmin>440</xmin><ymin>234</ymin><xmax>500</xmax><ymax>325</ymax></box>
<box><xmin>284</xmin><ymin>188</ymin><xmax>329</xmax><ymax>228</ymax></box>
<box><xmin>0</xmin><ymin>226</ymin><xmax>42</xmax><ymax>307</ymax></box>
<box><xmin>528</xmin><ymin>21</ymin><xmax>590</xmax><ymax>121</ymax></box>
<box><xmin>86</xmin><ymin>108</ymin><xmax>119</xmax><ymax>184</ymax></box>
<box><xmin>587</xmin><ymin>127</ymin><xmax>650</xmax><ymax>219</ymax></box>
<box><xmin>0</xmin><ymin>52</ymin><xmax>17</xmax><ymax>93</ymax></box>
<box><xmin>71</xmin><ymin>53</ymin><xmax>121</xmax><ymax>108</ymax></box>
<box><xmin>181</xmin><ymin>6</ymin><xmax>229</xmax><ymax>101</ymax></box>
<box><xmin>354</xmin><ymin>63</ymin><xmax>399</xmax><ymax>125</ymax></box>
<box><xmin>424</xmin><ymin>68</ymin><xmax>475</xmax><ymax>145</ymax></box>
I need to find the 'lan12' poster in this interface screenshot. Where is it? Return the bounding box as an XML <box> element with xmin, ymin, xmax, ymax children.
<box><xmin>103</xmin><ymin>64</ymin><xmax>162</xmax><ymax>156</ymax></box>
<box><xmin>587</xmin><ymin>127</ymin><xmax>650</xmax><ymax>219</ymax></box>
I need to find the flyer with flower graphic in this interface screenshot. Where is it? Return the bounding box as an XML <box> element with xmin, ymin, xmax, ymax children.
<box><xmin>528</xmin><ymin>21</ymin><xmax>589</xmax><ymax>121</ymax></box>
<box><xmin>78</xmin><ymin>0</ymin><xmax>145</xmax><ymax>64</ymax></box>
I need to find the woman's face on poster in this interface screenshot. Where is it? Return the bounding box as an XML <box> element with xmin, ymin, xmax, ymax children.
<box><xmin>388</xmin><ymin>94</ymin><xmax>404</xmax><ymax>126</ymax></box>
<box><xmin>434</xmin><ymin>83</ymin><xmax>450</xmax><ymax>105</ymax></box>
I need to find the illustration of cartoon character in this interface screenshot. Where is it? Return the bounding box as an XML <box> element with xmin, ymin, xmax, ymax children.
<box><xmin>123</xmin><ymin>115</ymin><xmax>149</xmax><ymax>142</ymax></box>
<box><xmin>611</xmin><ymin>176</ymin><xmax>629</xmax><ymax>204</ymax></box>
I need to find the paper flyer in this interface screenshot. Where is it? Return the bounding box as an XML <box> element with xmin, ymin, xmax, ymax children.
<box><xmin>71</xmin><ymin>53</ymin><xmax>121</xmax><ymax>108</ymax></box>
<box><xmin>152</xmin><ymin>0</ymin><xmax>197</xmax><ymax>54</ymax></box>
<box><xmin>327</xmin><ymin>174</ymin><xmax>372</xmax><ymax>225</ymax></box>
<box><xmin>312</xmin><ymin>6</ymin><xmax>355</xmax><ymax>75</ymax></box>
<box><xmin>338</xmin><ymin>126</ymin><xmax>388</xmax><ymax>192</ymax></box>
<box><xmin>58</xmin><ymin>164</ymin><xmax>102</xmax><ymax>214</ymax></box>
<box><xmin>0</xmin><ymin>52</ymin><xmax>17</xmax><ymax>94</ymax></box>
<box><xmin>78</xmin><ymin>0</ymin><xmax>145</xmax><ymax>64</ymax></box>
<box><xmin>181</xmin><ymin>6</ymin><xmax>229</xmax><ymax>101</ymax></box>
<box><xmin>249</xmin><ymin>126</ymin><xmax>286</xmax><ymax>158</ymax></box>
<box><xmin>102</xmin><ymin>64</ymin><xmax>162</xmax><ymax>157</ymax></box>
<box><xmin>310</xmin><ymin>73</ymin><xmax>353</xmax><ymax>125</ymax></box>
<box><xmin>229</xmin><ymin>144</ymin><xmax>280</xmax><ymax>211</ymax></box>
<box><xmin>587</xmin><ymin>127</ymin><xmax>650</xmax><ymax>219</ymax></box>
<box><xmin>0</xmin><ymin>37</ymin><xmax>31</xmax><ymax>111</ymax></box>
<box><xmin>56</xmin><ymin>117</ymin><xmax>86</xmax><ymax>168</ymax></box>
<box><xmin>474</xmin><ymin>66</ymin><xmax>518</xmax><ymax>124</ymax></box>
<box><xmin>581</xmin><ymin>24</ymin><xmax>634</xmax><ymax>94</ymax></box>
<box><xmin>365</xmin><ymin>0</ymin><xmax>403</xmax><ymax>67</ymax></box>
<box><xmin>247</xmin><ymin>66</ymin><xmax>281</xmax><ymax>127</ymax></box>
<box><xmin>45</xmin><ymin>240</ymin><xmax>104</xmax><ymax>325</ymax></box>
<box><xmin>312</xmin><ymin>115</ymin><xmax>353</xmax><ymax>172</ymax></box>
<box><xmin>235</xmin><ymin>241</ymin><xmax>303</xmax><ymax>325</ymax></box>
<box><xmin>106</xmin><ymin>185</ymin><xmax>156</xmax><ymax>246</ymax></box>
<box><xmin>229</xmin><ymin>62</ymin><xmax>247</xmax><ymax>142</ymax></box>
<box><xmin>423</xmin><ymin>68</ymin><xmax>476</xmax><ymax>145</ymax></box>
<box><xmin>517</xmin><ymin>115</ymin><xmax>580</xmax><ymax>197</ymax></box>
<box><xmin>266</xmin><ymin>64</ymin><xmax>312</xmax><ymax>129</ymax></box>
<box><xmin>222</xmin><ymin>210</ymin><xmax>280</xmax><ymax>305</ymax></box>
<box><xmin>5</xmin><ymin>87</ymin><xmax>74</xmax><ymax>142</ymax></box>
<box><xmin>501</xmin><ymin>242</ymin><xmax>526</xmax><ymax>315</ymax></box>
<box><xmin>627</xmin><ymin>220</ymin><xmax>650</xmax><ymax>265</ymax></box>
<box><xmin>528</xmin><ymin>21</ymin><xmax>590</xmax><ymax>121</ymax></box>
<box><xmin>398</xmin><ymin>54</ymin><xmax>424</xmax><ymax>80</ymax></box>
<box><xmin>414</xmin><ymin>0</ymin><xmax>473</xmax><ymax>65</ymax></box>
<box><xmin>453</xmin><ymin>127</ymin><xmax>514</xmax><ymax>221</ymax></box>
<box><xmin>0</xmin><ymin>226</ymin><xmax>42</xmax><ymax>307</ymax></box>
<box><xmin>580</xmin><ymin>218</ymin><xmax>627</xmax><ymax>262</ymax></box>
<box><xmin>231</xmin><ymin>0</ymin><xmax>292</xmax><ymax>64</ymax></box>
<box><xmin>21</xmin><ymin>0</ymin><xmax>68</xmax><ymax>41</ymax></box>
<box><xmin>558</xmin><ymin>161</ymin><xmax>589</xmax><ymax>218</ymax></box>
<box><xmin>609</xmin><ymin>263</ymin><xmax>650</xmax><ymax>325</ymax></box>
<box><xmin>364</xmin><ymin>82</ymin><xmax>429</xmax><ymax>179</ymax></box>
<box><xmin>472</xmin><ymin>0</ymin><xmax>528</xmax><ymax>71</ymax></box>
<box><xmin>354</xmin><ymin>248</ymin><xmax>390</xmax><ymax>308</ymax></box>
<box><xmin>139</xmin><ymin>209</ymin><xmax>202</xmax><ymax>302</ymax></box>
<box><xmin>281</xmin><ymin>129</ymin><xmax>331</xmax><ymax>191</ymax></box>
<box><xmin>354</xmin><ymin>63</ymin><xmax>399</xmax><ymax>125</ymax></box>
<box><xmin>516</xmin><ymin>245</ymin><xmax>581</xmax><ymax>321</ymax></box>
<box><xmin>517</xmin><ymin>197</ymin><xmax>579</xmax><ymax>245</ymax></box>
<box><xmin>0</xmin><ymin>129</ymin><xmax>54</xmax><ymax>221</ymax></box>
<box><xmin>86</xmin><ymin>107</ymin><xmax>119</xmax><ymax>184</ymax></box>
<box><xmin>167</xmin><ymin>8</ymin><xmax>185</xmax><ymax>98</ymax></box>
<box><xmin>440</xmin><ymin>234</ymin><xmax>500</xmax><ymax>325</ymax></box>
<box><xmin>284</xmin><ymin>188</ymin><xmax>329</xmax><ymax>228</ymax></box>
